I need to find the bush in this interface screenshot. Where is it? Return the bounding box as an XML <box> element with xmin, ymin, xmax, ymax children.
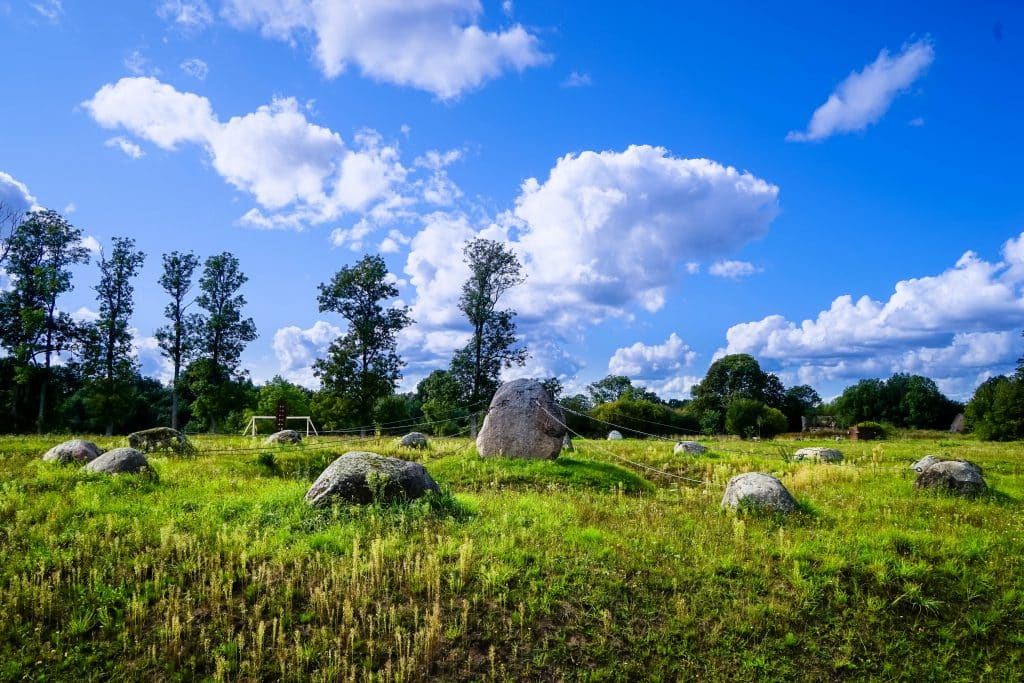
<box><xmin>725</xmin><ymin>399</ymin><xmax>787</xmax><ymax>439</ymax></box>
<box><xmin>590</xmin><ymin>398</ymin><xmax>698</xmax><ymax>438</ymax></box>
<box><xmin>853</xmin><ymin>421</ymin><xmax>887</xmax><ymax>440</ymax></box>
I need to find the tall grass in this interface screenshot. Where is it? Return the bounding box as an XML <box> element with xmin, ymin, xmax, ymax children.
<box><xmin>1</xmin><ymin>432</ymin><xmax>1022</xmax><ymax>680</ymax></box>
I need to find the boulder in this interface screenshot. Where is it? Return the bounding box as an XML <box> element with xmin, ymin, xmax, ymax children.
<box><xmin>128</xmin><ymin>427</ymin><xmax>193</xmax><ymax>455</ymax></box>
<box><xmin>42</xmin><ymin>439</ymin><xmax>102</xmax><ymax>465</ymax></box>
<box><xmin>85</xmin><ymin>447</ymin><xmax>151</xmax><ymax>475</ymax></box>
<box><xmin>674</xmin><ymin>441</ymin><xmax>707</xmax><ymax>455</ymax></box>
<box><xmin>476</xmin><ymin>379</ymin><xmax>566</xmax><ymax>459</ymax></box>
<box><xmin>793</xmin><ymin>447</ymin><xmax>843</xmax><ymax>463</ymax></box>
<box><xmin>914</xmin><ymin>459</ymin><xmax>987</xmax><ymax>497</ymax></box>
<box><xmin>607</xmin><ymin>430</ymin><xmax>623</xmax><ymax>441</ymax></box>
<box><xmin>305</xmin><ymin>451</ymin><xmax>440</xmax><ymax>506</ymax></box>
<box><xmin>910</xmin><ymin>455</ymin><xmax>941</xmax><ymax>473</ymax></box>
<box><xmin>721</xmin><ymin>472</ymin><xmax>797</xmax><ymax>514</ymax></box>
<box><xmin>562</xmin><ymin>433</ymin><xmax>574</xmax><ymax>452</ymax></box>
<box><xmin>265</xmin><ymin>429</ymin><xmax>301</xmax><ymax>445</ymax></box>
<box><xmin>399</xmin><ymin>432</ymin><xmax>429</xmax><ymax>449</ymax></box>
<box><xmin>949</xmin><ymin>413</ymin><xmax>966</xmax><ymax>433</ymax></box>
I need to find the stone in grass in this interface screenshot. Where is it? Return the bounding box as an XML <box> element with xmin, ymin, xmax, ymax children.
<box><xmin>399</xmin><ymin>432</ymin><xmax>429</xmax><ymax>449</ymax></box>
<box><xmin>476</xmin><ymin>378</ymin><xmax>566</xmax><ymax>460</ymax></box>
<box><xmin>607</xmin><ymin>430</ymin><xmax>623</xmax><ymax>441</ymax></box>
<box><xmin>265</xmin><ymin>429</ymin><xmax>302</xmax><ymax>445</ymax></box>
<box><xmin>910</xmin><ymin>455</ymin><xmax>941</xmax><ymax>473</ymax></box>
<box><xmin>914</xmin><ymin>459</ymin><xmax>987</xmax><ymax>497</ymax></box>
<box><xmin>42</xmin><ymin>439</ymin><xmax>102</xmax><ymax>464</ymax></box>
<box><xmin>793</xmin><ymin>447</ymin><xmax>844</xmax><ymax>463</ymax></box>
<box><xmin>562</xmin><ymin>433</ymin><xmax>574</xmax><ymax>452</ymax></box>
<box><xmin>85</xmin><ymin>447</ymin><xmax>151</xmax><ymax>475</ymax></box>
<box><xmin>674</xmin><ymin>441</ymin><xmax>707</xmax><ymax>455</ymax></box>
<box><xmin>128</xmin><ymin>427</ymin><xmax>193</xmax><ymax>455</ymax></box>
<box><xmin>305</xmin><ymin>451</ymin><xmax>440</xmax><ymax>506</ymax></box>
<box><xmin>721</xmin><ymin>472</ymin><xmax>797</xmax><ymax>514</ymax></box>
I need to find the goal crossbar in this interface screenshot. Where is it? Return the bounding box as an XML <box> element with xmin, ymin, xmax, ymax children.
<box><xmin>243</xmin><ymin>416</ymin><xmax>319</xmax><ymax>437</ymax></box>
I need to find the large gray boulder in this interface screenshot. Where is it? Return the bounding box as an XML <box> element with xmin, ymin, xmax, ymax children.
<box><xmin>265</xmin><ymin>429</ymin><xmax>301</xmax><ymax>445</ymax></box>
<box><xmin>721</xmin><ymin>472</ymin><xmax>797</xmax><ymax>514</ymax></box>
<box><xmin>674</xmin><ymin>441</ymin><xmax>707</xmax><ymax>455</ymax></box>
<box><xmin>85</xmin><ymin>447</ymin><xmax>151</xmax><ymax>475</ymax></box>
<box><xmin>305</xmin><ymin>451</ymin><xmax>440</xmax><ymax>506</ymax></box>
<box><xmin>793</xmin><ymin>447</ymin><xmax>843</xmax><ymax>463</ymax></box>
<box><xmin>399</xmin><ymin>432</ymin><xmax>428</xmax><ymax>449</ymax></box>
<box><xmin>42</xmin><ymin>439</ymin><xmax>101</xmax><ymax>464</ymax></box>
<box><xmin>914</xmin><ymin>459</ymin><xmax>987</xmax><ymax>496</ymax></box>
<box><xmin>607</xmin><ymin>430</ymin><xmax>623</xmax><ymax>441</ymax></box>
<box><xmin>910</xmin><ymin>455</ymin><xmax>941</xmax><ymax>473</ymax></box>
<box><xmin>128</xmin><ymin>427</ymin><xmax>193</xmax><ymax>455</ymax></box>
<box><xmin>476</xmin><ymin>379</ymin><xmax>566</xmax><ymax>459</ymax></box>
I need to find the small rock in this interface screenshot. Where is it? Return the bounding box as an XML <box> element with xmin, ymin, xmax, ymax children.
<box><xmin>607</xmin><ymin>430</ymin><xmax>623</xmax><ymax>440</ymax></box>
<box><xmin>562</xmin><ymin>433</ymin><xmax>574</xmax><ymax>452</ymax></box>
<box><xmin>674</xmin><ymin>441</ymin><xmax>707</xmax><ymax>455</ymax></box>
<box><xmin>42</xmin><ymin>439</ymin><xmax>102</xmax><ymax>464</ymax></box>
<box><xmin>265</xmin><ymin>430</ymin><xmax>302</xmax><ymax>445</ymax></box>
<box><xmin>85</xmin><ymin>447</ymin><xmax>151</xmax><ymax>475</ymax></box>
<box><xmin>910</xmin><ymin>455</ymin><xmax>941</xmax><ymax>473</ymax></box>
<box><xmin>721</xmin><ymin>472</ymin><xmax>797</xmax><ymax>514</ymax></box>
<box><xmin>793</xmin><ymin>447</ymin><xmax>843</xmax><ymax>463</ymax></box>
<box><xmin>128</xmin><ymin>427</ymin><xmax>193</xmax><ymax>455</ymax></box>
<box><xmin>476</xmin><ymin>379</ymin><xmax>566</xmax><ymax>459</ymax></box>
<box><xmin>305</xmin><ymin>451</ymin><xmax>440</xmax><ymax>506</ymax></box>
<box><xmin>399</xmin><ymin>432</ymin><xmax>428</xmax><ymax>449</ymax></box>
<box><xmin>914</xmin><ymin>459</ymin><xmax>987</xmax><ymax>497</ymax></box>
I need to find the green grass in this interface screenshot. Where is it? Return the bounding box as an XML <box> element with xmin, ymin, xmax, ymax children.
<box><xmin>2</xmin><ymin>432</ymin><xmax>1023</xmax><ymax>681</ymax></box>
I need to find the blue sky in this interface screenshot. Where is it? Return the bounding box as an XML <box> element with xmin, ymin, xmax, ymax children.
<box><xmin>2</xmin><ymin>0</ymin><xmax>1023</xmax><ymax>401</ymax></box>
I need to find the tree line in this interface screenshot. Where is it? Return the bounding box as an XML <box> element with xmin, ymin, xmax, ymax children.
<box><xmin>0</xmin><ymin>207</ymin><xmax>527</xmax><ymax>435</ymax></box>
<box><xmin>1</xmin><ymin>207</ymin><xmax>1017</xmax><ymax>439</ymax></box>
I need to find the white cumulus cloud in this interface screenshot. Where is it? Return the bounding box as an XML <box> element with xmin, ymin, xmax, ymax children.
<box><xmin>221</xmin><ymin>0</ymin><xmax>550</xmax><ymax>99</ymax></box>
<box><xmin>787</xmin><ymin>38</ymin><xmax>935</xmax><ymax>142</ymax></box>
<box><xmin>105</xmin><ymin>136</ymin><xmax>146</xmax><ymax>159</ymax></box>
<box><xmin>82</xmin><ymin>77</ymin><xmax>443</xmax><ymax>232</ymax></box>
<box><xmin>272</xmin><ymin>320</ymin><xmax>343</xmax><ymax>387</ymax></box>
<box><xmin>0</xmin><ymin>171</ymin><xmax>40</xmax><ymax>220</ymax></box>
<box><xmin>180</xmin><ymin>57</ymin><xmax>209</xmax><ymax>80</ymax></box>
<box><xmin>608</xmin><ymin>333</ymin><xmax>698</xmax><ymax>377</ymax></box>
<box><xmin>722</xmin><ymin>232</ymin><xmax>1024</xmax><ymax>398</ymax></box>
<box><xmin>709</xmin><ymin>259</ymin><xmax>760</xmax><ymax>279</ymax></box>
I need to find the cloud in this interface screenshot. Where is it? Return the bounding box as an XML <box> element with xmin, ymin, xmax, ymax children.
<box><xmin>722</xmin><ymin>232</ymin><xmax>1024</xmax><ymax>398</ymax></box>
<box><xmin>272</xmin><ymin>320</ymin><xmax>343</xmax><ymax>387</ymax></box>
<box><xmin>561</xmin><ymin>71</ymin><xmax>592</xmax><ymax>88</ymax></box>
<box><xmin>609</xmin><ymin>333</ymin><xmax>698</xmax><ymax>377</ymax></box>
<box><xmin>157</xmin><ymin>0</ymin><xmax>213</xmax><ymax>31</ymax></box>
<box><xmin>83</xmin><ymin>77</ymin><xmax>440</xmax><ymax>231</ymax></box>
<box><xmin>180</xmin><ymin>57</ymin><xmax>209</xmax><ymax>80</ymax></box>
<box><xmin>708</xmin><ymin>259</ymin><xmax>760</xmax><ymax>279</ymax></box>
<box><xmin>31</xmin><ymin>0</ymin><xmax>62</xmax><ymax>22</ymax></box>
<box><xmin>77</xmin><ymin>236</ymin><xmax>102</xmax><ymax>254</ymax></box>
<box><xmin>105</xmin><ymin>136</ymin><xmax>146</xmax><ymax>159</ymax></box>
<box><xmin>0</xmin><ymin>171</ymin><xmax>40</xmax><ymax>220</ymax></box>
<box><xmin>221</xmin><ymin>0</ymin><xmax>550</xmax><ymax>99</ymax></box>
<box><xmin>787</xmin><ymin>38</ymin><xmax>934</xmax><ymax>142</ymax></box>
<box><xmin>123</xmin><ymin>49</ymin><xmax>160</xmax><ymax>77</ymax></box>
<box><xmin>398</xmin><ymin>145</ymin><xmax>780</xmax><ymax>385</ymax></box>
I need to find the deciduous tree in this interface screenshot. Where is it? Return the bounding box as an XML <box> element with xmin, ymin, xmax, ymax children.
<box><xmin>154</xmin><ymin>251</ymin><xmax>200</xmax><ymax>430</ymax></box>
<box><xmin>314</xmin><ymin>254</ymin><xmax>412</xmax><ymax>432</ymax></box>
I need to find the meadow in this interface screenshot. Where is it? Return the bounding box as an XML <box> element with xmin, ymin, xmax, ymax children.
<box><xmin>1</xmin><ymin>431</ymin><xmax>1023</xmax><ymax>681</ymax></box>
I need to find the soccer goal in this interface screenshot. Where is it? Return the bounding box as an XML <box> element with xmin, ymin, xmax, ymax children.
<box><xmin>243</xmin><ymin>416</ymin><xmax>319</xmax><ymax>437</ymax></box>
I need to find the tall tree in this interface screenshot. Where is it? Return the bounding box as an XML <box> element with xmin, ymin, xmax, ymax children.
<box><xmin>189</xmin><ymin>252</ymin><xmax>257</xmax><ymax>432</ymax></box>
<box><xmin>314</xmin><ymin>254</ymin><xmax>412</xmax><ymax>432</ymax></box>
<box><xmin>154</xmin><ymin>251</ymin><xmax>200</xmax><ymax>430</ymax></box>
<box><xmin>450</xmin><ymin>238</ymin><xmax>527</xmax><ymax>432</ymax></box>
<box><xmin>82</xmin><ymin>237</ymin><xmax>145</xmax><ymax>435</ymax></box>
<box><xmin>0</xmin><ymin>210</ymin><xmax>89</xmax><ymax>431</ymax></box>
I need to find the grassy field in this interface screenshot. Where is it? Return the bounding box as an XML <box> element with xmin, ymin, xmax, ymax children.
<box><xmin>2</xmin><ymin>431</ymin><xmax>1023</xmax><ymax>681</ymax></box>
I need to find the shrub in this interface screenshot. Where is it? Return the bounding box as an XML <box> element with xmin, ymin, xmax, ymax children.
<box><xmin>725</xmin><ymin>399</ymin><xmax>788</xmax><ymax>439</ymax></box>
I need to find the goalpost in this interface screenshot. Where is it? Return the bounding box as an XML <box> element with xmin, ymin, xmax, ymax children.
<box><xmin>243</xmin><ymin>416</ymin><xmax>319</xmax><ymax>437</ymax></box>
